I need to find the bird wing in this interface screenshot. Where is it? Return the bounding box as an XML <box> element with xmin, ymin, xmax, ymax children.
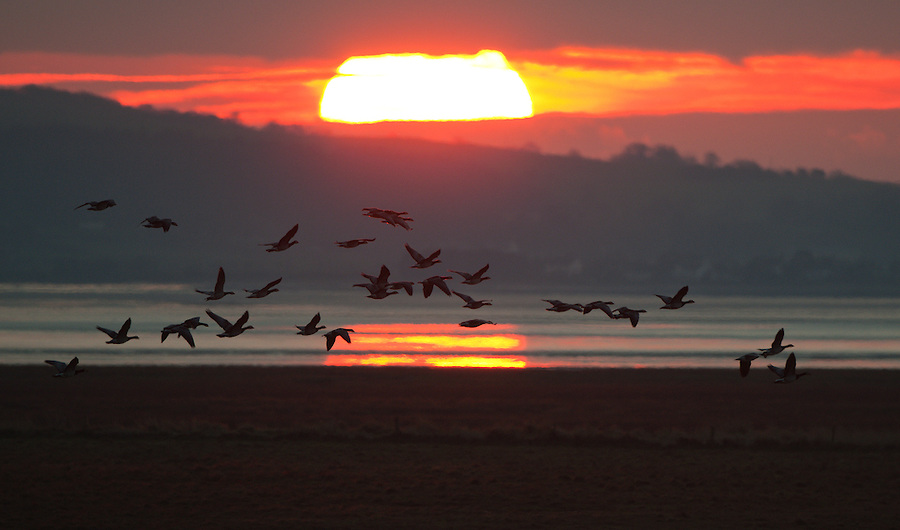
<box><xmin>337</xmin><ymin>328</ymin><xmax>353</xmax><ymax>343</ymax></box>
<box><xmin>74</xmin><ymin>202</ymin><xmax>91</xmax><ymax>210</ymax></box>
<box><xmin>214</xmin><ymin>267</ymin><xmax>226</xmax><ymax>291</ymax></box>
<box><xmin>628</xmin><ymin>312</ymin><xmax>640</xmax><ymax>327</ymax></box>
<box><xmin>45</xmin><ymin>360</ymin><xmax>67</xmax><ymax>372</ymax></box>
<box><xmin>474</xmin><ymin>264</ymin><xmax>490</xmax><ymax>277</ymax></box>
<box><xmin>655</xmin><ymin>294</ymin><xmax>673</xmax><ymax>304</ymax></box>
<box><xmin>376</xmin><ymin>265</ymin><xmax>391</xmax><ymax>285</ymax></box>
<box><xmin>424</xmin><ymin>249</ymin><xmax>441</xmax><ymax>262</ymax></box>
<box><xmin>785</xmin><ymin>352</ymin><xmax>797</xmax><ymax>376</ymax></box>
<box><xmin>117</xmin><ymin>318</ymin><xmax>132</xmax><ymax>337</ymax></box>
<box><xmin>674</xmin><ymin>285</ymin><xmax>689</xmax><ymax>302</ymax></box>
<box><xmin>179</xmin><ymin>329</ymin><xmax>196</xmax><ymax>348</ymax></box>
<box><xmin>767</xmin><ymin>364</ymin><xmax>785</xmax><ymax>378</ymax></box>
<box><xmin>205</xmin><ymin>310</ymin><xmax>232</xmax><ymax>331</ymax></box>
<box><xmin>739</xmin><ymin>358</ymin><xmax>751</xmax><ymax>377</ymax></box>
<box><xmin>233</xmin><ymin>311</ymin><xmax>250</xmax><ymax>329</ymax></box>
<box><xmin>453</xmin><ymin>291</ymin><xmax>474</xmax><ymax>303</ymax></box>
<box><xmin>278</xmin><ymin>224</ymin><xmax>299</xmax><ymax>245</ymax></box>
<box><xmin>325</xmin><ymin>332</ymin><xmax>337</xmax><ymax>351</ymax></box>
<box><xmin>96</xmin><ymin>326</ymin><xmax>118</xmax><ymax>339</ymax></box>
<box><xmin>404</xmin><ymin>244</ymin><xmax>425</xmax><ymax>262</ymax></box>
<box><xmin>773</xmin><ymin>328</ymin><xmax>785</xmax><ymax>348</ymax></box>
<box><xmin>421</xmin><ymin>280</ymin><xmax>434</xmax><ymax>298</ymax></box>
<box><xmin>433</xmin><ymin>278</ymin><xmax>452</xmax><ymax>296</ymax></box>
<box><xmin>309</xmin><ymin>312</ymin><xmax>321</xmax><ymax>327</ymax></box>
<box><xmin>263</xmin><ymin>277</ymin><xmax>283</xmax><ymax>290</ymax></box>
<box><xmin>449</xmin><ymin>270</ymin><xmax>473</xmax><ymax>280</ymax></box>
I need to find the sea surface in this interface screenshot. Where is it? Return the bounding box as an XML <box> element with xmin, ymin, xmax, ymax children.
<box><xmin>2</xmin><ymin>283</ymin><xmax>899</xmax><ymax>370</ymax></box>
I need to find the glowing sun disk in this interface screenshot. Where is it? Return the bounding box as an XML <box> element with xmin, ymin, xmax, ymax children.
<box><xmin>320</xmin><ymin>50</ymin><xmax>533</xmax><ymax>123</ymax></box>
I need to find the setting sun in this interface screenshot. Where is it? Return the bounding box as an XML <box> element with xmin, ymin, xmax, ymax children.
<box><xmin>319</xmin><ymin>50</ymin><xmax>533</xmax><ymax>123</ymax></box>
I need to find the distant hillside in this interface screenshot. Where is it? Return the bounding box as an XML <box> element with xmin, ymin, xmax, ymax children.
<box><xmin>2</xmin><ymin>85</ymin><xmax>900</xmax><ymax>295</ymax></box>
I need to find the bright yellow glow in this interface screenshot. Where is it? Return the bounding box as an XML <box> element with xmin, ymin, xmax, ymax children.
<box><xmin>319</xmin><ymin>50</ymin><xmax>533</xmax><ymax>122</ymax></box>
<box><xmin>324</xmin><ymin>354</ymin><xmax>527</xmax><ymax>368</ymax></box>
<box><xmin>354</xmin><ymin>334</ymin><xmax>523</xmax><ymax>351</ymax></box>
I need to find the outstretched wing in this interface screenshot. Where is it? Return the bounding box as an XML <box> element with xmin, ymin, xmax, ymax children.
<box><xmin>262</xmin><ymin>277</ymin><xmax>283</xmax><ymax>290</ymax></box>
<box><xmin>453</xmin><ymin>291</ymin><xmax>474</xmax><ymax>303</ymax></box>
<box><xmin>214</xmin><ymin>267</ymin><xmax>226</xmax><ymax>291</ymax></box>
<box><xmin>767</xmin><ymin>363</ymin><xmax>785</xmax><ymax>378</ymax></box>
<box><xmin>404</xmin><ymin>244</ymin><xmax>425</xmax><ymax>262</ymax></box>
<box><xmin>118</xmin><ymin>318</ymin><xmax>132</xmax><ymax>336</ymax></box>
<box><xmin>44</xmin><ymin>360</ymin><xmax>67</xmax><ymax>372</ymax></box>
<box><xmin>278</xmin><ymin>224</ymin><xmax>299</xmax><ymax>245</ymax></box>
<box><xmin>205</xmin><ymin>309</ymin><xmax>232</xmax><ymax>331</ymax></box>
<box><xmin>96</xmin><ymin>326</ymin><xmax>118</xmax><ymax>339</ymax></box>
<box><xmin>233</xmin><ymin>311</ymin><xmax>250</xmax><ymax>329</ymax></box>
<box><xmin>674</xmin><ymin>285</ymin><xmax>689</xmax><ymax>302</ymax></box>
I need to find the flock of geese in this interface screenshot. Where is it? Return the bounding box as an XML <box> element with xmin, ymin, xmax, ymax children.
<box><xmin>48</xmin><ymin>203</ymin><xmax>806</xmax><ymax>382</ymax></box>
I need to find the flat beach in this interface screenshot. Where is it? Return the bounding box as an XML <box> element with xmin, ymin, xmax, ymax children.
<box><xmin>3</xmin><ymin>365</ymin><xmax>899</xmax><ymax>528</ymax></box>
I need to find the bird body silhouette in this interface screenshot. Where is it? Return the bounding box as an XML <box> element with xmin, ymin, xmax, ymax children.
<box><xmin>75</xmin><ymin>199</ymin><xmax>116</xmax><ymax>211</ymax></box>
<box><xmin>45</xmin><ymin>357</ymin><xmax>85</xmax><ymax>377</ymax></box>
<box><xmin>449</xmin><ymin>264</ymin><xmax>491</xmax><ymax>285</ymax></box>
<box><xmin>656</xmin><ymin>285</ymin><xmax>694</xmax><ymax>309</ymax></box>
<box><xmin>405</xmin><ymin>243</ymin><xmax>441</xmax><ymax>268</ymax></box>
<box><xmin>296</xmin><ymin>313</ymin><xmax>326</xmax><ymax>335</ymax></box>
<box><xmin>195</xmin><ymin>267</ymin><xmax>234</xmax><ymax>301</ymax></box>
<box><xmin>244</xmin><ymin>277</ymin><xmax>282</xmax><ymax>298</ymax></box>
<box><xmin>141</xmin><ymin>216</ymin><xmax>178</xmax><ymax>232</ymax></box>
<box><xmin>324</xmin><ymin>327</ymin><xmax>354</xmax><ymax>351</ymax></box>
<box><xmin>759</xmin><ymin>328</ymin><xmax>794</xmax><ymax>358</ymax></box>
<box><xmin>767</xmin><ymin>352</ymin><xmax>808</xmax><ymax>383</ymax></box>
<box><xmin>97</xmin><ymin>318</ymin><xmax>139</xmax><ymax>344</ymax></box>
<box><xmin>261</xmin><ymin>224</ymin><xmax>299</xmax><ymax>252</ymax></box>
<box><xmin>206</xmin><ymin>310</ymin><xmax>254</xmax><ymax>337</ymax></box>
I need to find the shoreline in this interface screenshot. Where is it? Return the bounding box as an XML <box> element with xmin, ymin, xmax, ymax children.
<box><xmin>4</xmin><ymin>365</ymin><xmax>900</xmax><ymax>527</ymax></box>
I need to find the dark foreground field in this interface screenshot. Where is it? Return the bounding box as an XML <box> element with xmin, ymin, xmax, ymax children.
<box><xmin>2</xmin><ymin>365</ymin><xmax>899</xmax><ymax>528</ymax></box>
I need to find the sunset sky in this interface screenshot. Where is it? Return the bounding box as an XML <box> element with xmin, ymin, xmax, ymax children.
<box><xmin>3</xmin><ymin>0</ymin><xmax>900</xmax><ymax>182</ymax></box>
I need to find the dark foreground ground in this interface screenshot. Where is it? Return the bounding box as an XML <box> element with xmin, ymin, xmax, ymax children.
<box><xmin>2</xmin><ymin>365</ymin><xmax>899</xmax><ymax>528</ymax></box>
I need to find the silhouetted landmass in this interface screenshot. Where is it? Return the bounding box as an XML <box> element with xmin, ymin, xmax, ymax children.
<box><xmin>2</xmin><ymin>85</ymin><xmax>900</xmax><ymax>294</ymax></box>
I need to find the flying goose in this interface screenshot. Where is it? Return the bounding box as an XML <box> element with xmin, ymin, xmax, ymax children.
<box><xmin>543</xmin><ymin>299</ymin><xmax>583</xmax><ymax>313</ymax></box>
<box><xmin>767</xmin><ymin>352</ymin><xmax>809</xmax><ymax>383</ymax></box>
<box><xmin>459</xmin><ymin>319</ymin><xmax>496</xmax><ymax>328</ymax></box>
<box><xmin>195</xmin><ymin>267</ymin><xmax>235</xmax><ymax>301</ymax></box>
<box><xmin>161</xmin><ymin>323</ymin><xmax>197</xmax><ymax>348</ymax></box>
<box><xmin>453</xmin><ymin>290</ymin><xmax>492</xmax><ymax>309</ymax></box>
<box><xmin>75</xmin><ymin>199</ymin><xmax>116</xmax><ymax>211</ymax></box>
<box><xmin>161</xmin><ymin>317</ymin><xmax>208</xmax><ymax>348</ymax></box>
<box><xmin>612</xmin><ymin>307</ymin><xmax>647</xmax><ymax>327</ymax></box>
<box><xmin>581</xmin><ymin>300</ymin><xmax>615</xmax><ymax>318</ymax></box>
<box><xmin>244</xmin><ymin>277</ymin><xmax>282</xmax><ymax>298</ymax></box>
<box><xmin>141</xmin><ymin>216</ymin><xmax>178</xmax><ymax>232</ymax></box>
<box><xmin>45</xmin><ymin>357</ymin><xmax>85</xmax><ymax>377</ymax></box>
<box><xmin>449</xmin><ymin>264</ymin><xmax>491</xmax><ymax>285</ymax></box>
<box><xmin>420</xmin><ymin>275</ymin><xmax>453</xmax><ymax>298</ymax></box>
<box><xmin>324</xmin><ymin>327</ymin><xmax>355</xmax><ymax>351</ymax></box>
<box><xmin>205</xmin><ymin>309</ymin><xmax>254</xmax><ymax>337</ymax></box>
<box><xmin>735</xmin><ymin>352</ymin><xmax>760</xmax><ymax>378</ymax></box>
<box><xmin>296</xmin><ymin>312</ymin><xmax>326</xmax><ymax>335</ymax></box>
<box><xmin>97</xmin><ymin>318</ymin><xmax>139</xmax><ymax>344</ymax></box>
<box><xmin>336</xmin><ymin>238</ymin><xmax>376</xmax><ymax>248</ymax></box>
<box><xmin>362</xmin><ymin>208</ymin><xmax>413</xmax><ymax>230</ymax></box>
<box><xmin>405</xmin><ymin>243</ymin><xmax>441</xmax><ymax>269</ymax></box>
<box><xmin>260</xmin><ymin>224</ymin><xmax>299</xmax><ymax>252</ymax></box>
<box><xmin>656</xmin><ymin>285</ymin><xmax>695</xmax><ymax>309</ymax></box>
<box><xmin>759</xmin><ymin>328</ymin><xmax>794</xmax><ymax>358</ymax></box>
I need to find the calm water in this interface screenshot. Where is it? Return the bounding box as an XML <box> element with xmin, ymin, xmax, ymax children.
<box><xmin>2</xmin><ymin>283</ymin><xmax>899</xmax><ymax>370</ymax></box>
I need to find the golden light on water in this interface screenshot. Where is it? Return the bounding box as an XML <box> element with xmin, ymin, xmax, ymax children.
<box><xmin>319</xmin><ymin>50</ymin><xmax>533</xmax><ymax>123</ymax></box>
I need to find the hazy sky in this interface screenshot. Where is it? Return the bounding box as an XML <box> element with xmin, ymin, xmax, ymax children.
<box><xmin>3</xmin><ymin>1</ymin><xmax>900</xmax><ymax>182</ymax></box>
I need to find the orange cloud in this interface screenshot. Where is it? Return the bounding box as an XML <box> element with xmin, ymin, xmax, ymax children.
<box><xmin>510</xmin><ymin>47</ymin><xmax>900</xmax><ymax>115</ymax></box>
